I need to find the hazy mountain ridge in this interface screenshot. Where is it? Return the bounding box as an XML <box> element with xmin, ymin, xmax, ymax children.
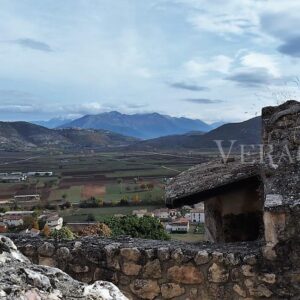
<box><xmin>0</xmin><ymin>116</ymin><xmax>260</xmax><ymax>151</ymax></box>
<box><xmin>59</xmin><ymin>111</ymin><xmax>212</xmax><ymax>139</ymax></box>
<box><xmin>0</xmin><ymin>122</ymin><xmax>138</xmax><ymax>151</ymax></box>
<box><xmin>33</xmin><ymin>118</ymin><xmax>74</xmax><ymax>129</ymax></box>
<box><xmin>130</xmin><ymin>117</ymin><xmax>261</xmax><ymax>150</ymax></box>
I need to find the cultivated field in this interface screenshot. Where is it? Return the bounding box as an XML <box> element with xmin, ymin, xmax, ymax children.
<box><xmin>0</xmin><ymin>150</ymin><xmax>215</xmax><ymax>225</ymax></box>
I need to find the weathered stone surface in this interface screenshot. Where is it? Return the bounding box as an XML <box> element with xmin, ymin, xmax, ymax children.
<box><xmin>122</xmin><ymin>262</ymin><xmax>142</xmax><ymax>276</ymax></box>
<box><xmin>37</xmin><ymin>242</ymin><xmax>55</xmax><ymax>257</ymax></box>
<box><xmin>120</xmin><ymin>247</ymin><xmax>141</xmax><ymax>262</ymax></box>
<box><xmin>0</xmin><ymin>235</ymin><xmax>128</xmax><ymax>299</ymax></box>
<box><xmin>225</xmin><ymin>253</ymin><xmax>240</xmax><ymax>266</ymax></box>
<box><xmin>157</xmin><ymin>247</ymin><xmax>170</xmax><ymax>261</ymax></box>
<box><xmin>262</xmin><ymin>245</ymin><xmax>277</xmax><ymax>261</ymax></box>
<box><xmin>145</xmin><ymin>249</ymin><xmax>155</xmax><ymax>259</ymax></box>
<box><xmin>245</xmin><ymin>279</ymin><xmax>273</xmax><ymax>298</ymax></box>
<box><xmin>105</xmin><ymin>244</ymin><xmax>120</xmax><ymax>270</ymax></box>
<box><xmin>212</xmin><ymin>251</ymin><xmax>224</xmax><ymax>263</ymax></box>
<box><xmin>161</xmin><ymin>283</ymin><xmax>185</xmax><ymax>299</ymax></box>
<box><xmin>73</xmin><ymin>241</ymin><xmax>82</xmax><ymax>251</ymax></box>
<box><xmin>38</xmin><ymin>256</ymin><xmax>56</xmax><ymax>267</ymax></box>
<box><xmin>171</xmin><ymin>248</ymin><xmax>183</xmax><ymax>262</ymax></box>
<box><xmin>70</xmin><ymin>264</ymin><xmax>89</xmax><ymax>273</ymax></box>
<box><xmin>56</xmin><ymin>246</ymin><xmax>71</xmax><ymax>260</ymax></box>
<box><xmin>233</xmin><ymin>284</ymin><xmax>247</xmax><ymax>298</ymax></box>
<box><xmin>165</xmin><ymin>155</ymin><xmax>259</xmax><ymax>204</ymax></box>
<box><xmin>243</xmin><ymin>254</ymin><xmax>257</xmax><ymax>265</ymax></box>
<box><xmin>242</xmin><ymin>265</ymin><xmax>256</xmax><ymax>277</ymax></box>
<box><xmin>194</xmin><ymin>250</ymin><xmax>210</xmax><ymax>265</ymax></box>
<box><xmin>208</xmin><ymin>263</ymin><xmax>229</xmax><ymax>283</ymax></box>
<box><xmin>130</xmin><ymin>279</ymin><xmax>160</xmax><ymax>300</ymax></box>
<box><xmin>22</xmin><ymin>243</ymin><xmax>36</xmax><ymax>257</ymax></box>
<box><xmin>167</xmin><ymin>265</ymin><xmax>203</xmax><ymax>284</ymax></box>
<box><xmin>259</xmin><ymin>273</ymin><xmax>276</xmax><ymax>284</ymax></box>
<box><xmin>231</xmin><ymin>267</ymin><xmax>241</xmax><ymax>282</ymax></box>
<box><xmin>143</xmin><ymin>259</ymin><xmax>162</xmax><ymax>279</ymax></box>
<box><xmin>189</xmin><ymin>287</ymin><xmax>198</xmax><ymax>299</ymax></box>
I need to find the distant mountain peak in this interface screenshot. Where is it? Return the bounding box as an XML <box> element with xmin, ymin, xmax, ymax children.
<box><xmin>59</xmin><ymin>111</ymin><xmax>213</xmax><ymax>139</ymax></box>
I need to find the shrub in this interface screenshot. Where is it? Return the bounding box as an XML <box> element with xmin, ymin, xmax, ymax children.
<box><xmin>50</xmin><ymin>226</ymin><xmax>75</xmax><ymax>240</ymax></box>
<box><xmin>79</xmin><ymin>223</ymin><xmax>112</xmax><ymax>237</ymax></box>
<box><xmin>104</xmin><ymin>215</ymin><xmax>170</xmax><ymax>240</ymax></box>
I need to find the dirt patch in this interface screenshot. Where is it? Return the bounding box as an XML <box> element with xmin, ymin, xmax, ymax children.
<box><xmin>81</xmin><ymin>185</ymin><xmax>106</xmax><ymax>199</ymax></box>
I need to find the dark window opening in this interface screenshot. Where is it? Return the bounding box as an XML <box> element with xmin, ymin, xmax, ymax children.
<box><xmin>204</xmin><ymin>176</ymin><xmax>264</xmax><ymax>243</ymax></box>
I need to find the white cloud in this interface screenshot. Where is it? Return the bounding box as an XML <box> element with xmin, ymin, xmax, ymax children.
<box><xmin>184</xmin><ymin>55</ymin><xmax>233</xmax><ymax>77</ymax></box>
<box><xmin>240</xmin><ymin>52</ymin><xmax>280</xmax><ymax>78</ymax></box>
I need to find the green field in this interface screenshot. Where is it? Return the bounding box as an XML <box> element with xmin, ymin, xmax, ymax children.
<box><xmin>60</xmin><ymin>205</ymin><xmax>161</xmax><ymax>222</ymax></box>
<box><xmin>0</xmin><ymin>151</ymin><xmax>213</xmax><ymax>226</ymax></box>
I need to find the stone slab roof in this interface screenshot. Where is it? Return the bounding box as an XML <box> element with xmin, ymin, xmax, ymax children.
<box><xmin>165</xmin><ymin>157</ymin><xmax>260</xmax><ymax>204</ymax></box>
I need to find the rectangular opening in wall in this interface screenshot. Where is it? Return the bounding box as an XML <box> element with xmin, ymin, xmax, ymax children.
<box><xmin>204</xmin><ymin>176</ymin><xmax>264</xmax><ymax>243</ymax></box>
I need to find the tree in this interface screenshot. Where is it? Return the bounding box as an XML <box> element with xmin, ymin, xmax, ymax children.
<box><xmin>117</xmin><ymin>178</ymin><xmax>123</xmax><ymax>193</ymax></box>
<box><xmin>120</xmin><ymin>198</ymin><xmax>129</xmax><ymax>206</ymax></box>
<box><xmin>23</xmin><ymin>215</ymin><xmax>39</xmax><ymax>230</ymax></box>
<box><xmin>132</xmin><ymin>194</ymin><xmax>140</xmax><ymax>205</ymax></box>
<box><xmin>104</xmin><ymin>215</ymin><xmax>170</xmax><ymax>240</ymax></box>
<box><xmin>146</xmin><ymin>183</ymin><xmax>154</xmax><ymax>189</ymax></box>
<box><xmin>65</xmin><ymin>201</ymin><xmax>72</xmax><ymax>208</ymax></box>
<box><xmin>43</xmin><ymin>224</ymin><xmax>51</xmax><ymax>237</ymax></box>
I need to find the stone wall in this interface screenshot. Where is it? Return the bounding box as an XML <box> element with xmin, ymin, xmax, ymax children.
<box><xmin>10</xmin><ymin>235</ymin><xmax>280</xmax><ymax>300</ymax></box>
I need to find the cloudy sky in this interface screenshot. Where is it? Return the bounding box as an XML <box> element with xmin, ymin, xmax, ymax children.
<box><xmin>1</xmin><ymin>0</ymin><xmax>300</xmax><ymax>123</ymax></box>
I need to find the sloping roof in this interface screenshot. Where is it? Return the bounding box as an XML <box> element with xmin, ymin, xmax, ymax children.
<box><xmin>165</xmin><ymin>157</ymin><xmax>260</xmax><ymax>206</ymax></box>
<box><xmin>171</xmin><ymin>217</ymin><xmax>189</xmax><ymax>225</ymax></box>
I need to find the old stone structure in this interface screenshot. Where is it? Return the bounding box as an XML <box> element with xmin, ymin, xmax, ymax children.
<box><xmin>8</xmin><ymin>100</ymin><xmax>300</xmax><ymax>299</ymax></box>
<box><xmin>165</xmin><ymin>158</ymin><xmax>263</xmax><ymax>243</ymax></box>
<box><xmin>11</xmin><ymin>235</ymin><xmax>269</xmax><ymax>300</ymax></box>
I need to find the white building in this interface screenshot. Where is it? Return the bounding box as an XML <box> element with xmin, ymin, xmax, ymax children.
<box><xmin>46</xmin><ymin>214</ymin><xmax>63</xmax><ymax>230</ymax></box>
<box><xmin>3</xmin><ymin>214</ymin><xmax>24</xmax><ymax>227</ymax></box>
<box><xmin>0</xmin><ymin>173</ymin><xmax>27</xmax><ymax>183</ymax></box>
<box><xmin>27</xmin><ymin>171</ymin><xmax>53</xmax><ymax>177</ymax></box>
<box><xmin>153</xmin><ymin>208</ymin><xmax>169</xmax><ymax>221</ymax></box>
<box><xmin>167</xmin><ymin>217</ymin><xmax>190</xmax><ymax>233</ymax></box>
<box><xmin>2</xmin><ymin>211</ymin><xmax>34</xmax><ymax>227</ymax></box>
<box><xmin>190</xmin><ymin>208</ymin><xmax>205</xmax><ymax>223</ymax></box>
<box><xmin>14</xmin><ymin>194</ymin><xmax>40</xmax><ymax>202</ymax></box>
<box><xmin>132</xmin><ymin>209</ymin><xmax>148</xmax><ymax>218</ymax></box>
<box><xmin>4</xmin><ymin>211</ymin><xmax>34</xmax><ymax>216</ymax></box>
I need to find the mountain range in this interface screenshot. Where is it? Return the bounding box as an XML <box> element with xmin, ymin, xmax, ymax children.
<box><xmin>58</xmin><ymin>111</ymin><xmax>213</xmax><ymax>139</ymax></box>
<box><xmin>0</xmin><ymin>122</ymin><xmax>137</xmax><ymax>151</ymax></box>
<box><xmin>127</xmin><ymin>116</ymin><xmax>261</xmax><ymax>150</ymax></box>
<box><xmin>0</xmin><ymin>116</ymin><xmax>261</xmax><ymax>152</ymax></box>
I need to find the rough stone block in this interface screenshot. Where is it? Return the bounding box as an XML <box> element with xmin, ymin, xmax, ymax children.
<box><xmin>157</xmin><ymin>247</ymin><xmax>170</xmax><ymax>261</ymax></box>
<box><xmin>167</xmin><ymin>265</ymin><xmax>203</xmax><ymax>284</ymax></box>
<box><xmin>130</xmin><ymin>279</ymin><xmax>160</xmax><ymax>300</ymax></box>
<box><xmin>208</xmin><ymin>263</ymin><xmax>229</xmax><ymax>283</ymax></box>
<box><xmin>122</xmin><ymin>262</ymin><xmax>142</xmax><ymax>276</ymax></box>
<box><xmin>37</xmin><ymin>242</ymin><xmax>55</xmax><ymax>257</ymax></box>
<box><xmin>194</xmin><ymin>250</ymin><xmax>210</xmax><ymax>265</ymax></box>
<box><xmin>120</xmin><ymin>247</ymin><xmax>141</xmax><ymax>262</ymax></box>
<box><xmin>233</xmin><ymin>284</ymin><xmax>247</xmax><ymax>298</ymax></box>
<box><xmin>143</xmin><ymin>259</ymin><xmax>162</xmax><ymax>279</ymax></box>
<box><xmin>161</xmin><ymin>283</ymin><xmax>185</xmax><ymax>299</ymax></box>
